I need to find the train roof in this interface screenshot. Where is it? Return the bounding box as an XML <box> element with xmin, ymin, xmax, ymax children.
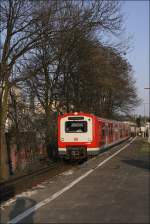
<box><xmin>58</xmin><ymin>112</ymin><xmax>126</xmax><ymax>124</ymax></box>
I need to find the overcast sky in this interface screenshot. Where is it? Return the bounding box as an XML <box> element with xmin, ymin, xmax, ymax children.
<box><xmin>123</xmin><ymin>1</ymin><xmax>149</xmax><ymax>116</ymax></box>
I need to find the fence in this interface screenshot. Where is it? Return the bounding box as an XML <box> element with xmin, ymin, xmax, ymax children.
<box><xmin>6</xmin><ymin>132</ymin><xmax>47</xmax><ymax>175</ymax></box>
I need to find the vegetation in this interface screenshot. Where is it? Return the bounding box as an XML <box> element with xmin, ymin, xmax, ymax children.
<box><xmin>0</xmin><ymin>0</ymin><xmax>140</xmax><ymax>179</ymax></box>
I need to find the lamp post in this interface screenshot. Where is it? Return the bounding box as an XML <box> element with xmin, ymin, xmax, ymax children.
<box><xmin>143</xmin><ymin>103</ymin><xmax>148</xmax><ymax>124</ymax></box>
<box><xmin>144</xmin><ymin>87</ymin><xmax>150</xmax><ymax>143</ymax></box>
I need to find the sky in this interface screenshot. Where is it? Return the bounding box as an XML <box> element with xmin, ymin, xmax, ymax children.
<box><xmin>122</xmin><ymin>0</ymin><xmax>149</xmax><ymax>117</ymax></box>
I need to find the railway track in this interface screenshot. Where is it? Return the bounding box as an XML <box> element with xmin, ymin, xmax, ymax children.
<box><xmin>1</xmin><ymin>166</ymin><xmax>51</xmax><ymax>186</ymax></box>
<box><xmin>0</xmin><ymin>160</ymin><xmax>73</xmax><ymax>203</ymax></box>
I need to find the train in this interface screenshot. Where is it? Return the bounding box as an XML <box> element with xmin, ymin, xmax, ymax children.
<box><xmin>58</xmin><ymin>112</ymin><xmax>130</xmax><ymax>160</ymax></box>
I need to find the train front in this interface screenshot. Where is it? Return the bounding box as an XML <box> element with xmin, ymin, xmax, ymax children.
<box><xmin>58</xmin><ymin>112</ymin><xmax>94</xmax><ymax>160</ymax></box>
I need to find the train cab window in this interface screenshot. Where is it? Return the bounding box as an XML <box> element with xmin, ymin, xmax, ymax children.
<box><xmin>65</xmin><ymin>121</ymin><xmax>87</xmax><ymax>133</ymax></box>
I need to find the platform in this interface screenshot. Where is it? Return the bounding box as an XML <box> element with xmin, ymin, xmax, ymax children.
<box><xmin>1</xmin><ymin>137</ymin><xmax>149</xmax><ymax>223</ymax></box>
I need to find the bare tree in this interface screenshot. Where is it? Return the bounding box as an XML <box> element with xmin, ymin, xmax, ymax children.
<box><xmin>0</xmin><ymin>0</ymin><xmax>57</xmax><ymax>179</ymax></box>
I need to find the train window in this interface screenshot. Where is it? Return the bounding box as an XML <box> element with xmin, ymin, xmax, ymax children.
<box><xmin>110</xmin><ymin>126</ymin><xmax>113</xmax><ymax>136</ymax></box>
<box><xmin>102</xmin><ymin>129</ymin><xmax>105</xmax><ymax>137</ymax></box>
<box><xmin>105</xmin><ymin>126</ymin><xmax>108</xmax><ymax>136</ymax></box>
<box><xmin>65</xmin><ymin>121</ymin><xmax>87</xmax><ymax>133</ymax></box>
<box><xmin>102</xmin><ymin>125</ymin><xmax>105</xmax><ymax>137</ymax></box>
<box><xmin>120</xmin><ymin>129</ymin><xmax>123</xmax><ymax>138</ymax></box>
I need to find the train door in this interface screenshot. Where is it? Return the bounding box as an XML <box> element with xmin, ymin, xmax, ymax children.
<box><xmin>101</xmin><ymin>122</ymin><xmax>106</xmax><ymax>146</ymax></box>
<box><xmin>119</xmin><ymin>123</ymin><xmax>123</xmax><ymax>139</ymax></box>
<box><xmin>108</xmin><ymin>123</ymin><xmax>111</xmax><ymax>144</ymax></box>
<box><xmin>116</xmin><ymin>123</ymin><xmax>119</xmax><ymax>140</ymax></box>
<box><xmin>114</xmin><ymin>123</ymin><xmax>118</xmax><ymax>142</ymax></box>
<box><xmin>98</xmin><ymin>120</ymin><xmax>102</xmax><ymax>147</ymax></box>
<box><xmin>109</xmin><ymin>123</ymin><xmax>113</xmax><ymax>143</ymax></box>
<box><xmin>113</xmin><ymin>122</ymin><xmax>116</xmax><ymax>142</ymax></box>
<box><xmin>105</xmin><ymin>122</ymin><xmax>108</xmax><ymax>145</ymax></box>
<box><xmin>122</xmin><ymin>124</ymin><xmax>126</xmax><ymax>138</ymax></box>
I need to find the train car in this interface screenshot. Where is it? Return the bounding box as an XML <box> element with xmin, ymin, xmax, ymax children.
<box><xmin>58</xmin><ymin>112</ymin><xmax>130</xmax><ymax>160</ymax></box>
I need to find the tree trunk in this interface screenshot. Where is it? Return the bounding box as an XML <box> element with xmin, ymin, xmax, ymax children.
<box><xmin>0</xmin><ymin>82</ymin><xmax>9</xmax><ymax>180</ymax></box>
<box><xmin>10</xmin><ymin>91</ymin><xmax>21</xmax><ymax>172</ymax></box>
<box><xmin>45</xmin><ymin>107</ymin><xmax>53</xmax><ymax>159</ymax></box>
<box><xmin>45</xmin><ymin>108</ymin><xmax>52</xmax><ymax>145</ymax></box>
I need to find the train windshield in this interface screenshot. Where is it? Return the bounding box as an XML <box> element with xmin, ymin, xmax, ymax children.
<box><xmin>65</xmin><ymin>121</ymin><xmax>87</xmax><ymax>133</ymax></box>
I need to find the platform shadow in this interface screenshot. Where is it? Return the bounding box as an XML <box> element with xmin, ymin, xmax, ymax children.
<box><xmin>9</xmin><ymin>197</ymin><xmax>36</xmax><ymax>223</ymax></box>
<box><xmin>122</xmin><ymin>159</ymin><xmax>150</xmax><ymax>171</ymax></box>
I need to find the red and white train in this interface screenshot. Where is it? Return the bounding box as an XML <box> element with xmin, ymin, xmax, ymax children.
<box><xmin>58</xmin><ymin>112</ymin><xmax>130</xmax><ymax>160</ymax></box>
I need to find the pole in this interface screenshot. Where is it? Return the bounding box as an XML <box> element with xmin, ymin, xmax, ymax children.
<box><xmin>144</xmin><ymin>88</ymin><xmax>150</xmax><ymax>143</ymax></box>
